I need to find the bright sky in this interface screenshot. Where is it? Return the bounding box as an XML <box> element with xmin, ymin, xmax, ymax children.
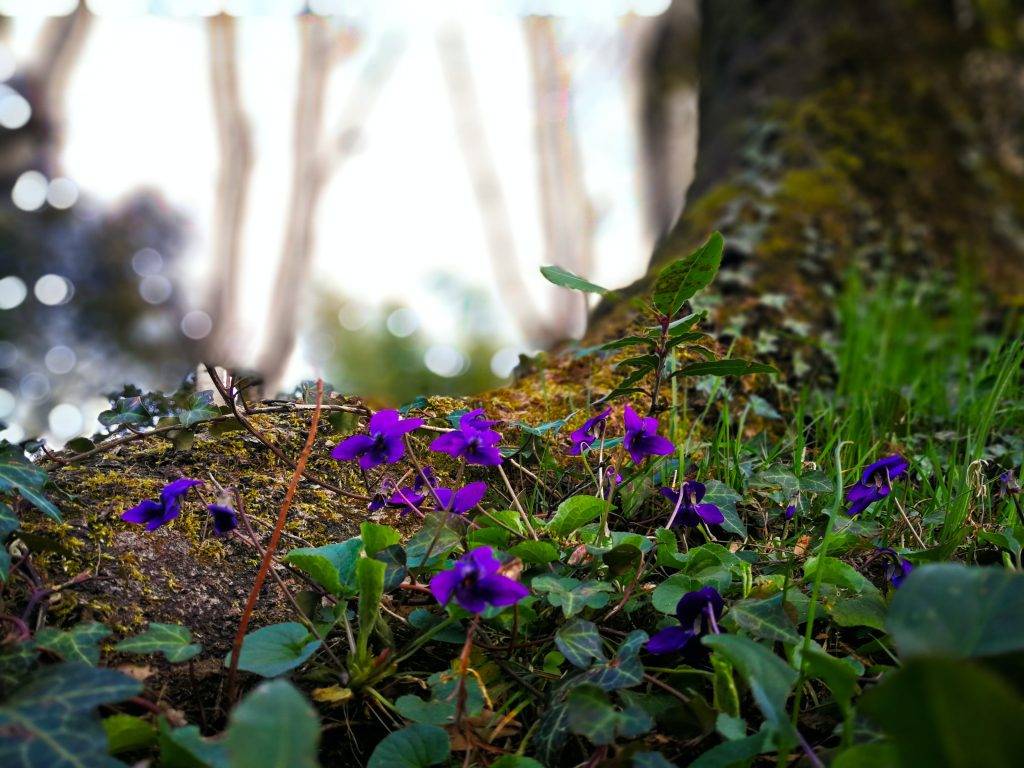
<box><xmin>2</xmin><ymin>0</ymin><xmax>676</xmax><ymax>437</ymax></box>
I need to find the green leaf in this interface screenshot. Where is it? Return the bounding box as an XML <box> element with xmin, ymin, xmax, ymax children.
<box><xmin>98</xmin><ymin>396</ymin><xmax>150</xmax><ymax>427</ymax></box>
<box><xmin>703</xmin><ymin>480</ymin><xmax>746</xmax><ymax>538</ymax></box>
<box><xmin>226</xmin><ymin>622</ymin><xmax>321</xmax><ymax>677</ymax></box>
<box><xmin>578</xmin><ymin>631</ymin><xmax>647</xmax><ymax>691</ymax></box>
<box><xmin>406</xmin><ymin>513</ymin><xmax>461</xmax><ymax>567</ymax></box>
<box><xmin>159</xmin><ymin>721</ymin><xmax>229</xmax><ymax>768</ymax></box>
<box><xmin>509</xmin><ymin>540</ymin><xmax>559</xmax><ymax>564</ymax></box>
<box><xmin>532</xmin><ymin>575</ymin><xmax>615</xmax><ymax>617</ymax></box>
<box><xmin>361</xmin><ymin>522</ymin><xmax>400</xmax><ymax>556</ymax></box>
<box><xmin>284</xmin><ymin>538</ymin><xmax>362</xmax><ymax>596</ymax></box>
<box><xmin>555</xmin><ymin>618</ymin><xmax>606</xmax><ymax>669</ymax></box>
<box><xmin>0</xmin><ymin>501</ymin><xmax>15</xmax><ymax>580</ymax></box>
<box><xmin>356</xmin><ymin>557</ymin><xmax>386</xmax><ymax>661</ymax></box>
<box><xmin>676</xmin><ymin>359</ymin><xmax>778</xmax><ymax>378</ymax></box>
<box><xmin>103</xmin><ymin>713</ymin><xmax>156</xmax><ymax>755</ymax></box>
<box><xmin>860</xmin><ymin>658</ymin><xmax>1024</xmax><ymax>768</ymax></box>
<box><xmin>535</xmin><ymin>705</ymin><xmax>571</xmax><ymax>765</ymax></box>
<box><xmin>34</xmin><ymin>622</ymin><xmax>111</xmax><ymax>666</ymax></box>
<box><xmin>725</xmin><ymin>595</ymin><xmax>800</xmax><ymax>644</ymax></box>
<box><xmin>115</xmin><ymin>622</ymin><xmax>202</xmax><ymax>663</ymax></box>
<box><xmin>652</xmin><ymin>231</ymin><xmax>724</xmax><ymax>315</ymax></box>
<box><xmin>491</xmin><ymin>757</ymin><xmax>545</xmax><ymax>768</ymax></box>
<box><xmin>367</xmin><ymin>724</ymin><xmax>450</xmax><ymax>768</ymax></box>
<box><xmin>394</xmin><ymin>671</ymin><xmax>484</xmax><ymax>725</ymax></box>
<box><xmin>830</xmin><ymin>743</ymin><xmax>899</xmax><ymax>768</ymax></box>
<box><xmin>805</xmin><ymin>556</ymin><xmax>877</xmax><ymax>594</ymax></box>
<box><xmin>566</xmin><ymin>685</ymin><xmax>652</xmax><ymax>746</ymax></box>
<box><xmin>688</xmin><ymin>729</ymin><xmax>771</xmax><ymax>768</ymax></box>
<box><xmin>824</xmin><ymin>590</ymin><xmax>887</xmax><ymax>630</ymax></box>
<box><xmin>225</xmin><ymin>680</ymin><xmax>320</xmax><ymax>768</ymax></box>
<box><xmin>703</xmin><ymin>635</ymin><xmax>798</xmax><ymax>742</ymax></box>
<box><xmin>603</xmin><ymin>542</ymin><xmax>642</xmax><ymax>575</ymax></box>
<box><xmin>546</xmin><ymin>495</ymin><xmax>606</xmax><ymax>537</ymax></box>
<box><xmin>886</xmin><ymin>564</ymin><xmax>1024</xmax><ymax>659</ymax></box>
<box><xmin>0</xmin><ymin>447</ymin><xmax>61</xmax><ymax>521</ymax></box>
<box><xmin>540</xmin><ymin>265</ymin><xmax>608</xmax><ymax>295</ymax></box>
<box><xmin>652</xmin><ymin>573</ymin><xmax>701</xmax><ymax>613</ymax></box>
<box><xmin>750</xmin><ymin>467</ymin><xmax>800</xmax><ymax>497</ymax></box>
<box><xmin>792</xmin><ymin>643</ymin><xmax>862</xmax><ymax>716</ymax></box>
<box><xmin>0</xmin><ymin>662</ymin><xmax>141</xmax><ymax>768</ymax></box>
<box><xmin>600</xmin><ymin>336</ymin><xmax>657</xmax><ymax>352</ymax></box>
<box><xmin>176</xmin><ymin>391</ymin><xmax>220</xmax><ymax>429</ymax></box>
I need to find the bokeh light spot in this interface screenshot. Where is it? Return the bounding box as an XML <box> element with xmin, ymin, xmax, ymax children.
<box><xmin>0</xmin><ymin>276</ymin><xmax>27</xmax><ymax>309</ymax></box>
<box><xmin>490</xmin><ymin>346</ymin><xmax>521</xmax><ymax>378</ymax></box>
<box><xmin>0</xmin><ymin>387</ymin><xmax>14</xmax><ymax>418</ymax></box>
<box><xmin>47</xmin><ymin>177</ymin><xmax>78</xmax><ymax>209</ymax></box>
<box><xmin>48</xmin><ymin>403</ymin><xmax>83</xmax><ymax>439</ymax></box>
<box><xmin>131</xmin><ymin>248</ymin><xmax>163</xmax><ymax>276</ymax></box>
<box><xmin>12</xmin><ymin>170</ymin><xmax>47</xmax><ymax>211</ymax></box>
<box><xmin>386</xmin><ymin>307</ymin><xmax>419</xmax><ymax>338</ymax></box>
<box><xmin>44</xmin><ymin>345</ymin><xmax>76</xmax><ymax>375</ymax></box>
<box><xmin>181</xmin><ymin>310</ymin><xmax>213</xmax><ymax>340</ymax></box>
<box><xmin>34</xmin><ymin>274</ymin><xmax>72</xmax><ymax>306</ymax></box>
<box><xmin>19</xmin><ymin>372</ymin><xmax>50</xmax><ymax>402</ymax></box>
<box><xmin>424</xmin><ymin>344</ymin><xmax>467</xmax><ymax>378</ymax></box>
<box><xmin>139</xmin><ymin>274</ymin><xmax>173</xmax><ymax>304</ymax></box>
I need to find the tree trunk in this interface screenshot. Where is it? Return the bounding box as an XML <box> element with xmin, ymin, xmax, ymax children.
<box><xmin>622</xmin><ymin>0</ymin><xmax>1024</xmax><ymax>327</ymax></box>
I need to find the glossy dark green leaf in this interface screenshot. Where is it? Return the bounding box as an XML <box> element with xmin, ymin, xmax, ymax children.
<box><xmin>652</xmin><ymin>231</ymin><xmax>724</xmax><ymax>315</ymax></box>
<box><xmin>360</xmin><ymin>522</ymin><xmax>400</xmax><ymax>556</ymax></box>
<box><xmin>103</xmin><ymin>714</ymin><xmax>156</xmax><ymax>755</ymax></box>
<box><xmin>367</xmin><ymin>724</ymin><xmax>450</xmax><ymax>768</ymax></box>
<box><xmin>158</xmin><ymin>721</ymin><xmax>229</xmax><ymax>768</ymax></box>
<box><xmin>703</xmin><ymin>480</ymin><xmax>746</xmax><ymax>538</ymax></box>
<box><xmin>687</xmin><ymin>729</ymin><xmax>770</xmax><ymax>768</ymax></box>
<box><xmin>176</xmin><ymin>391</ymin><xmax>220</xmax><ymax>429</ymax></box>
<box><xmin>98</xmin><ymin>396</ymin><xmax>150</xmax><ymax>427</ymax></box>
<box><xmin>567</xmin><ymin>685</ymin><xmax>652</xmax><ymax>745</ymax></box>
<box><xmin>0</xmin><ymin>447</ymin><xmax>61</xmax><ymax>521</ymax></box>
<box><xmin>508</xmin><ymin>540</ymin><xmax>558</xmax><ymax>564</ymax></box>
<box><xmin>225</xmin><ymin>680</ymin><xmax>320</xmax><ymax>768</ymax></box>
<box><xmin>600</xmin><ymin>336</ymin><xmax>657</xmax><ymax>352</ymax></box>
<box><xmin>675</xmin><ymin>359</ymin><xmax>778</xmax><ymax>378</ymax></box>
<box><xmin>532</xmin><ymin>575</ymin><xmax>615</xmax><ymax>617</ymax></box>
<box><xmin>356</xmin><ymin>557</ymin><xmax>386</xmax><ymax>662</ymax></box>
<box><xmin>725</xmin><ymin>595</ymin><xmax>801</xmax><ymax>644</ymax></box>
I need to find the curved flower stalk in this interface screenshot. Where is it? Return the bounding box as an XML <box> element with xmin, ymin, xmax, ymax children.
<box><xmin>646</xmin><ymin>586</ymin><xmax>724</xmax><ymax>655</ymax></box>
<box><xmin>429</xmin><ymin>546</ymin><xmax>528</xmax><ymax>614</ymax></box>
<box><xmin>331</xmin><ymin>409</ymin><xmax>423</xmax><ymax>470</ymax></box>
<box><xmin>661</xmin><ymin>481</ymin><xmax>724</xmax><ymax>528</ymax></box>
<box><xmin>846</xmin><ymin>455</ymin><xmax>909</xmax><ymax>516</ymax></box>
<box><xmin>122</xmin><ymin>478</ymin><xmax>203</xmax><ymax>531</ymax></box>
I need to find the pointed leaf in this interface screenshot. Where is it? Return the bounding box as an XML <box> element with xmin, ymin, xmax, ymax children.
<box><xmin>540</xmin><ymin>265</ymin><xmax>608</xmax><ymax>295</ymax></box>
<box><xmin>652</xmin><ymin>231</ymin><xmax>723</xmax><ymax>315</ymax></box>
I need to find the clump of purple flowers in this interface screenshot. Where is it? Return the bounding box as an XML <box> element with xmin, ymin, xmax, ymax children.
<box><xmin>623</xmin><ymin>405</ymin><xmax>674</xmax><ymax>464</ymax></box>
<box><xmin>331</xmin><ymin>409</ymin><xmax>423</xmax><ymax>470</ymax></box>
<box><xmin>568</xmin><ymin>407</ymin><xmax>611</xmax><ymax>455</ymax></box>
<box><xmin>846</xmin><ymin>454</ymin><xmax>909</xmax><ymax>516</ymax></box>
<box><xmin>661</xmin><ymin>481</ymin><xmax>724</xmax><ymax>528</ymax></box>
<box><xmin>429</xmin><ymin>546</ymin><xmax>528</xmax><ymax>614</ymax></box>
<box><xmin>122</xmin><ymin>478</ymin><xmax>203</xmax><ymax>531</ymax></box>
<box><xmin>646</xmin><ymin>586</ymin><xmax>724</xmax><ymax>655</ymax></box>
<box><xmin>430</xmin><ymin>408</ymin><xmax>503</xmax><ymax>466</ymax></box>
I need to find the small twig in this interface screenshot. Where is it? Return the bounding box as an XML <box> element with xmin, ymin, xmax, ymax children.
<box><xmin>225</xmin><ymin>380</ymin><xmax>324</xmax><ymax>702</ymax></box>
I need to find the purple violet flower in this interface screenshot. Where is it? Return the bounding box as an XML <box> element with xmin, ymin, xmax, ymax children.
<box><xmin>1000</xmin><ymin>469</ymin><xmax>1021</xmax><ymax>497</ymax></box>
<box><xmin>601</xmin><ymin>467</ymin><xmax>623</xmax><ymax>499</ymax></box>
<box><xmin>430</xmin><ymin>410</ymin><xmax>503</xmax><ymax>466</ymax></box>
<box><xmin>207</xmin><ymin>504</ymin><xmax>239</xmax><ymax>536</ymax></box>
<box><xmin>623</xmin><ymin>405</ymin><xmax>674</xmax><ymax>464</ymax></box>
<box><xmin>122</xmin><ymin>478</ymin><xmax>203</xmax><ymax>531</ymax></box>
<box><xmin>660</xmin><ymin>481</ymin><xmax>725</xmax><ymax>528</ymax></box>
<box><xmin>646</xmin><ymin>586</ymin><xmax>724</xmax><ymax>655</ymax></box>
<box><xmin>877</xmin><ymin>547</ymin><xmax>914</xmax><ymax>588</ymax></box>
<box><xmin>785</xmin><ymin>501</ymin><xmax>797</xmax><ymax>521</ymax></box>
<box><xmin>331</xmin><ymin>409</ymin><xmax>423</xmax><ymax>471</ymax></box>
<box><xmin>846</xmin><ymin>454</ymin><xmax>909</xmax><ymax>516</ymax></box>
<box><xmin>429</xmin><ymin>546</ymin><xmax>528</xmax><ymax>614</ymax></box>
<box><xmin>387</xmin><ymin>485</ymin><xmax>426</xmax><ymax>514</ymax></box>
<box><xmin>432</xmin><ymin>481</ymin><xmax>488</xmax><ymax>515</ymax></box>
<box><xmin>568</xmin><ymin>407</ymin><xmax>612</xmax><ymax>455</ymax></box>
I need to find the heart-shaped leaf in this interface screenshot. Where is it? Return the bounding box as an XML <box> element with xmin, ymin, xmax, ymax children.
<box><xmin>116</xmin><ymin>622</ymin><xmax>202</xmax><ymax>663</ymax></box>
<box><xmin>225</xmin><ymin>680</ymin><xmax>320</xmax><ymax>768</ymax></box>
<box><xmin>226</xmin><ymin>623</ymin><xmax>321</xmax><ymax>678</ymax></box>
<box><xmin>367</xmin><ymin>724</ymin><xmax>450</xmax><ymax>768</ymax></box>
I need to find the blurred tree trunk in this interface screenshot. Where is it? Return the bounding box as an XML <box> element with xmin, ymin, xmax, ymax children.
<box><xmin>617</xmin><ymin>0</ymin><xmax>1024</xmax><ymax>329</ymax></box>
<box><xmin>523</xmin><ymin>16</ymin><xmax>594</xmax><ymax>339</ymax></box>
<box><xmin>205</xmin><ymin>14</ymin><xmax>254</xmax><ymax>366</ymax></box>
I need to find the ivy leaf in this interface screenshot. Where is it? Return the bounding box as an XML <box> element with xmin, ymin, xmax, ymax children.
<box><xmin>406</xmin><ymin>513</ymin><xmax>460</xmax><ymax>567</ymax></box>
<box><xmin>175</xmin><ymin>391</ymin><xmax>220</xmax><ymax>429</ymax></box>
<box><xmin>703</xmin><ymin>635</ymin><xmax>798</xmax><ymax>743</ymax></box>
<box><xmin>535</xmin><ymin>704</ymin><xmax>571</xmax><ymax>766</ymax></box>
<box><xmin>115</xmin><ymin>622</ymin><xmax>202</xmax><ymax>663</ymax></box>
<box><xmin>532</xmin><ymin>575</ymin><xmax>615</xmax><ymax>617</ymax></box>
<box><xmin>360</xmin><ymin>522</ymin><xmax>400</xmax><ymax>556</ymax></box>
<box><xmin>225</xmin><ymin>680</ymin><xmax>320</xmax><ymax>768</ymax></box>
<box><xmin>578</xmin><ymin>631</ymin><xmax>647</xmax><ymax>691</ymax></box>
<box><xmin>555</xmin><ymin>618</ymin><xmax>606</xmax><ymax>669</ymax></box>
<box><xmin>688</xmin><ymin>729</ymin><xmax>771</xmax><ymax>768</ymax></box>
<box><xmin>367</xmin><ymin>724</ymin><xmax>450</xmax><ymax>768</ymax></box>
<box><xmin>652</xmin><ymin>231</ymin><xmax>724</xmax><ymax>316</ymax></box>
<box><xmin>158</xmin><ymin>721</ymin><xmax>229</xmax><ymax>768</ymax></box>
<box><xmin>394</xmin><ymin>671</ymin><xmax>484</xmax><ymax>725</ymax></box>
<box><xmin>34</xmin><ymin>622</ymin><xmax>111</xmax><ymax>666</ymax></box>
<box><xmin>675</xmin><ymin>359</ymin><xmax>778</xmax><ymax>378</ymax></box>
<box><xmin>546</xmin><ymin>495</ymin><xmax>606</xmax><ymax>537</ymax></box>
<box><xmin>750</xmin><ymin>467</ymin><xmax>801</xmax><ymax>498</ymax></box>
<box><xmin>98</xmin><ymin>396</ymin><xmax>151</xmax><ymax>428</ymax></box>
<box><xmin>703</xmin><ymin>480</ymin><xmax>746</xmax><ymax>538</ymax></box>
<box><xmin>0</xmin><ymin>447</ymin><xmax>61</xmax><ymax>522</ymax></box>
<box><xmin>0</xmin><ymin>662</ymin><xmax>141</xmax><ymax>768</ymax></box>
<box><xmin>284</xmin><ymin>538</ymin><xmax>362</xmax><ymax>597</ymax></box>
<box><xmin>725</xmin><ymin>595</ymin><xmax>801</xmax><ymax>644</ymax></box>
<box><xmin>567</xmin><ymin>685</ymin><xmax>654</xmax><ymax>746</ymax></box>
<box><xmin>886</xmin><ymin>564</ymin><xmax>1024</xmax><ymax>659</ymax></box>
<box><xmin>0</xmin><ymin>501</ymin><xmax>16</xmax><ymax>580</ymax></box>
<box><xmin>225</xmin><ymin>623</ymin><xmax>321</xmax><ymax>678</ymax></box>
<box><xmin>540</xmin><ymin>265</ymin><xmax>609</xmax><ymax>295</ymax></box>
